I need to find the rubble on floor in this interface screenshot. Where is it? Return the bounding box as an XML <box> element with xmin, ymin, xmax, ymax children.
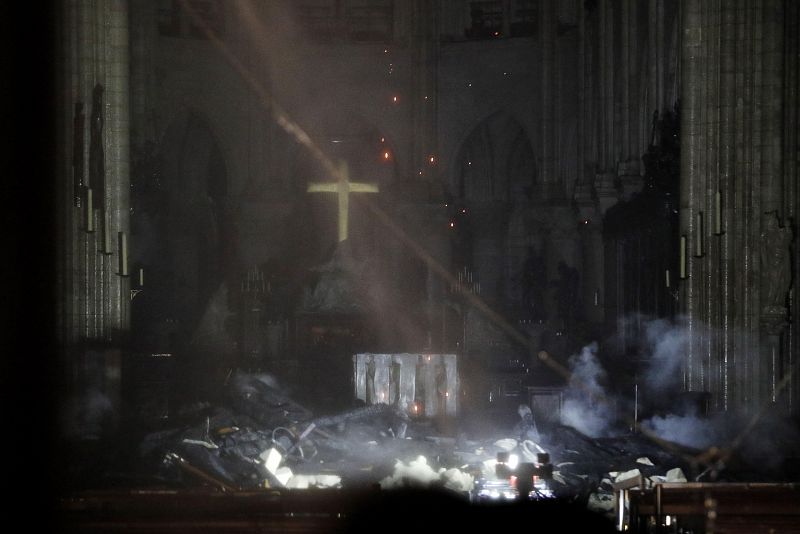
<box><xmin>58</xmin><ymin>370</ymin><xmax>735</xmax><ymax>525</ymax></box>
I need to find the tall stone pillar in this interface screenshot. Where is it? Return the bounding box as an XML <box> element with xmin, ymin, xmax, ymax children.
<box><xmin>59</xmin><ymin>0</ymin><xmax>131</xmax><ymax>344</ymax></box>
<box><xmin>680</xmin><ymin>0</ymin><xmax>792</xmax><ymax>414</ymax></box>
<box><xmin>680</xmin><ymin>0</ymin><xmax>709</xmax><ymax>396</ymax></box>
<box><xmin>757</xmin><ymin>0</ymin><xmax>788</xmax><ymax>410</ymax></box>
<box><xmin>57</xmin><ymin>0</ymin><xmax>131</xmax><ymax>436</ymax></box>
<box><xmin>539</xmin><ymin>0</ymin><xmax>557</xmax><ymax>183</ymax></box>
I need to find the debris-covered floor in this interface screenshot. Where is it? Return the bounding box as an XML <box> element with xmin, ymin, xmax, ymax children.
<box><xmin>60</xmin><ymin>371</ymin><xmax>800</xmax><ymax>530</ymax></box>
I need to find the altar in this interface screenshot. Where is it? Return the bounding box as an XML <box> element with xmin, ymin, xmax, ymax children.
<box><xmin>353</xmin><ymin>353</ymin><xmax>459</xmax><ymax>417</ymax></box>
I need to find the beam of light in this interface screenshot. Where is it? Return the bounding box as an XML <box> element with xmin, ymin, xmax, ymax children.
<box><xmin>178</xmin><ymin>0</ymin><xmax>788</xmax><ymax>476</ymax></box>
<box><xmin>178</xmin><ymin>0</ymin><xmax>341</xmax><ymax>183</ymax></box>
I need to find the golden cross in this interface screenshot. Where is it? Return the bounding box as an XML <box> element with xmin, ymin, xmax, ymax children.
<box><xmin>307</xmin><ymin>161</ymin><xmax>379</xmax><ymax>242</ymax></box>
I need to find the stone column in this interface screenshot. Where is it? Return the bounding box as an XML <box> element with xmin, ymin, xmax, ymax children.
<box><xmin>786</xmin><ymin>1</ymin><xmax>800</xmax><ymax>413</ymax></box>
<box><xmin>539</xmin><ymin>0</ymin><xmax>556</xmax><ymax>183</ymax></box>
<box><xmin>57</xmin><ymin>0</ymin><xmax>131</xmax><ymax>439</ymax></box>
<box><xmin>718</xmin><ymin>0</ymin><xmax>737</xmax><ymax>411</ymax></box>
<box><xmin>104</xmin><ymin>0</ymin><xmax>131</xmax><ymax>339</ymax></box>
<box><xmin>59</xmin><ymin>0</ymin><xmax>131</xmax><ymax>345</ymax></box>
<box><xmin>758</xmin><ymin>0</ymin><xmax>787</xmax><ymax>410</ymax></box>
<box><xmin>679</xmin><ymin>0</ymin><xmax>704</xmax><ymax>393</ymax></box>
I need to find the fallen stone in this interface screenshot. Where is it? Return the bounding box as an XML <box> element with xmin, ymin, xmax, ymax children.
<box><xmin>614</xmin><ymin>468</ymin><xmax>641</xmax><ymax>484</ymax></box>
<box><xmin>666</xmin><ymin>467</ymin><xmax>687</xmax><ymax>482</ymax></box>
<box><xmin>259</xmin><ymin>448</ymin><xmax>282</xmax><ymax>475</ymax></box>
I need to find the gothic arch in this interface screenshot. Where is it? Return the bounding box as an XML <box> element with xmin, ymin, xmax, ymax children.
<box><xmin>452</xmin><ymin>111</ymin><xmax>537</xmax><ymax>203</ymax></box>
<box><xmin>144</xmin><ymin>110</ymin><xmax>234</xmax><ymax>354</ymax></box>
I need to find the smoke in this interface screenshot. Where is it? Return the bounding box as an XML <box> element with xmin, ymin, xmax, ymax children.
<box><xmin>641</xmin><ymin>412</ymin><xmax>719</xmax><ymax>449</ymax></box>
<box><xmin>561</xmin><ymin>342</ymin><xmax>616</xmax><ymax>438</ymax></box>
<box><xmin>632</xmin><ymin>316</ymin><xmax>800</xmax><ymax>475</ymax></box>
<box><xmin>642</xmin><ymin>317</ymin><xmax>689</xmax><ymax>394</ymax></box>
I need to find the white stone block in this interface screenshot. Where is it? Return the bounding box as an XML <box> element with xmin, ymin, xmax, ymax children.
<box><xmin>666</xmin><ymin>467</ymin><xmax>687</xmax><ymax>482</ymax></box>
<box><xmin>259</xmin><ymin>447</ymin><xmax>282</xmax><ymax>475</ymax></box>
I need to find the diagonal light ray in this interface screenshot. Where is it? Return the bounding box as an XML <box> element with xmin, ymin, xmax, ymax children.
<box><xmin>176</xmin><ymin>0</ymin><xmax>797</xmax><ymax>479</ymax></box>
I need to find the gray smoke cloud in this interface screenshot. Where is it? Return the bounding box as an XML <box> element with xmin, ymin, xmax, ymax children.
<box><xmin>641</xmin><ymin>412</ymin><xmax>719</xmax><ymax>449</ymax></box>
<box><xmin>634</xmin><ymin>316</ymin><xmax>800</xmax><ymax>475</ymax></box>
<box><xmin>642</xmin><ymin>317</ymin><xmax>689</xmax><ymax>394</ymax></box>
<box><xmin>561</xmin><ymin>342</ymin><xmax>616</xmax><ymax>438</ymax></box>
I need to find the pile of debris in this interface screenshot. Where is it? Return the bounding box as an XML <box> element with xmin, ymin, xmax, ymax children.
<box><xmin>138</xmin><ymin>371</ymin><xmax>423</xmax><ymax>490</ymax></box>
<box><xmin>135</xmin><ymin>372</ymin><xmax>695</xmax><ymax>515</ymax></box>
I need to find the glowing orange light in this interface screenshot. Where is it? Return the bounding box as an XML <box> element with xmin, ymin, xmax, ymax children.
<box><xmin>392</xmin><ymin>95</ymin><xmax>398</xmax><ymax>103</ymax></box>
<box><xmin>383</xmin><ymin>151</ymin><xmax>390</xmax><ymax>160</ymax></box>
<box><xmin>429</xmin><ymin>155</ymin><xmax>435</xmax><ymax>164</ymax></box>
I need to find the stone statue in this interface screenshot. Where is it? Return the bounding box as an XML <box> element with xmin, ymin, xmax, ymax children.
<box><xmin>760</xmin><ymin>213</ymin><xmax>793</xmax><ymax>310</ymax></box>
